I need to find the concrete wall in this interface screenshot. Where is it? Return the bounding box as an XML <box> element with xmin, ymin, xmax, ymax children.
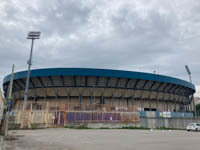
<box><xmin>140</xmin><ymin>117</ymin><xmax>200</xmax><ymax>129</ymax></box>
<box><xmin>64</xmin><ymin>117</ymin><xmax>200</xmax><ymax>129</ymax></box>
<box><xmin>8</xmin><ymin>116</ymin><xmax>200</xmax><ymax>130</ymax></box>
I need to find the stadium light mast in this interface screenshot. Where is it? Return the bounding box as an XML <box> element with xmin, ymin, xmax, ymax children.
<box><xmin>185</xmin><ymin>65</ymin><xmax>192</xmax><ymax>83</ymax></box>
<box><xmin>185</xmin><ymin>65</ymin><xmax>196</xmax><ymax>117</ymax></box>
<box><xmin>23</xmin><ymin>31</ymin><xmax>41</xmax><ymax>110</ymax></box>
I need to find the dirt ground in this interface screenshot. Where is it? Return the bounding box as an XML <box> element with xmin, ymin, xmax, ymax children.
<box><xmin>2</xmin><ymin>128</ymin><xmax>200</xmax><ymax>150</ymax></box>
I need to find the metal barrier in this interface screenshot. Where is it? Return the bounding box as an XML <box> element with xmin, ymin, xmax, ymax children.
<box><xmin>139</xmin><ymin>111</ymin><xmax>194</xmax><ymax>118</ymax></box>
<box><xmin>9</xmin><ymin>108</ymin><xmax>139</xmax><ymax>128</ymax></box>
<box><xmin>7</xmin><ymin>101</ymin><xmax>141</xmax><ymax>128</ymax></box>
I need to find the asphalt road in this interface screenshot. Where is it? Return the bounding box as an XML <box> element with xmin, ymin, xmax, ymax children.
<box><xmin>3</xmin><ymin>128</ymin><xmax>200</xmax><ymax>150</ymax></box>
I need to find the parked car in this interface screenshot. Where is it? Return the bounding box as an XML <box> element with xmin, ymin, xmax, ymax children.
<box><xmin>187</xmin><ymin>123</ymin><xmax>200</xmax><ymax>131</ymax></box>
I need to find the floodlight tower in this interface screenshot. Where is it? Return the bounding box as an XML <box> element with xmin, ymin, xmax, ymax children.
<box><xmin>185</xmin><ymin>65</ymin><xmax>196</xmax><ymax>117</ymax></box>
<box><xmin>185</xmin><ymin>65</ymin><xmax>192</xmax><ymax>83</ymax></box>
<box><xmin>23</xmin><ymin>31</ymin><xmax>41</xmax><ymax>110</ymax></box>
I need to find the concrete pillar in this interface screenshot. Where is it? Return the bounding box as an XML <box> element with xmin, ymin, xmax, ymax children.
<box><xmin>122</xmin><ymin>96</ymin><xmax>124</xmax><ymax>106</ymax></box>
<box><xmin>79</xmin><ymin>94</ymin><xmax>82</xmax><ymax>104</ymax></box>
<box><xmin>90</xmin><ymin>95</ymin><xmax>93</xmax><ymax>105</ymax></box>
<box><xmin>140</xmin><ymin>91</ymin><xmax>143</xmax><ymax>111</ymax></box>
<box><xmin>156</xmin><ymin>93</ymin><xmax>159</xmax><ymax>111</ymax></box>
<box><xmin>149</xmin><ymin>99</ymin><xmax>152</xmax><ymax>111</ymax></box>
<box><xmin>131</xmin><ymin>96</ymin><xmax>134</xmax><ymax>106</ymax></box>
<box><xmin>112</xmin><ymin>94</ymin><xmax>114</xmax><ymax>105</ymax></box>
<box><xmin>174</xmin><ymin>95</ymin><xmax>176</xmax><ymax>112</ymax></box>
<box><xmin>166</xmin><ymin>99</ymin><xmax>169</xmax><ymax>112</ymax></box>
<box><xmin>190</xmin><ymin>96</ymin><xmax>193</xmax><ymax>113</ymax></box>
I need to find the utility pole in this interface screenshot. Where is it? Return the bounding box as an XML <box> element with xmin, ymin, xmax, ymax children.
<box><xmin>4</xmin><ymin>64</ymin><xmax>15</xmax><ymax>137</ymax></box>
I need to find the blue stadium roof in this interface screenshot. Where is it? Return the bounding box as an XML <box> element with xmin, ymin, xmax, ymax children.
<box><xmin>3</xmin><ymin>68</ymin><xmax>195</xmax><ymax>91</ymax></box>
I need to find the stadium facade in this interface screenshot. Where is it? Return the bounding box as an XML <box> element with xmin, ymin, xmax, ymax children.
<box><xmin>3</xmin><ymin>68</ymin><xmax>195</xmax><ymax>111</ymax></box>
<box><xmin>2</xmin><ymin>68</ymin><xmax>196</xmax><ymax>128</ymax></box>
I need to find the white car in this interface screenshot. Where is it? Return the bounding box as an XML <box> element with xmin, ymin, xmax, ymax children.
<box><xmin>187</xmin><ymin>123</ymin><xmax>200</xmax><ymax>131</ymax></box>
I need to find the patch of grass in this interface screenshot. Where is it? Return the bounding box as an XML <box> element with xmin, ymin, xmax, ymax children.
<box><xmin>99</xmin><ymin>127</ymin><xmax>111</xmax><ymax>129</ymax></box>
<box><xmin>121</xmin><ymin>126</ymin><xmax>149</xmax><ymax>130</ymax></box>
<box><xmin>64</xmin><ymin>125</ymin><xmax>149</xmax><ymax>130</ymax></box>
<box><xmin>155</xmin><ymin>127</ymin><xmax>186</xmax><ymax>131</ymax></box>
<box><xmin>156</xmin><ymin>127</ymin><xmax>169</xmax><ymax>130</ymax></box>
<box><xmin>64</xmin><ymin>125</ymin><xmax>91</xmax><ymax>129</ymax></box>
<box><xmin>64</xmin><ymin>125</ymin><xmax>185</xmax><ymax>130</ymax></box>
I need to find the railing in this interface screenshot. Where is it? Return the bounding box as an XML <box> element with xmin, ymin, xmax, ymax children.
<box><xmin>9</xmin><ymin>102</ymin><xmax>140</xmax><ymax>128</ymax></box>
<box><xmin>9</xmin><ymin>110</ymin><xmax>140</xmax><ymax>128</ymax></box>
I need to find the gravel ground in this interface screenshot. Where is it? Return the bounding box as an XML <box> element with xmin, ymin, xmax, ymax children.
<box><xmin>2</xmin><ymin>128</ymin><xmax>200</xmax><ymax>150</ymax></box>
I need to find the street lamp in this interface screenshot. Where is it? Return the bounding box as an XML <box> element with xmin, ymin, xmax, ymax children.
<box><xmin>23</xmin><ymin>31</ymin><xmax>41</xmax><ymax>110</ymax></box>
<box><xmin>185</xmin><ymin>65</ymin><xmax>196</xmax><ymax>117</ymax></box>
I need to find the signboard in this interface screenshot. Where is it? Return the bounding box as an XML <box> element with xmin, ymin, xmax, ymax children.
<box><xmin>163</xmin><ymin>112</ymin><xmax>171</xmax><ymax>118</ymax></box>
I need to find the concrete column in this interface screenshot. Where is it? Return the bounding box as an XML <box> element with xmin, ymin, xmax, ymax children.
<box><xmin>149</xmin><ymin>99</ymin><xmax>152</xmax><ymax>111</ymax></box>
<box><xmin>101</xmin><ymin>95</ymin><xmax>104</xmax><ymax>111</ymax></box>
<box><xmin>166</xmin><ymin>98</ymin><xmax>169</xmax><ymax>111</ymax></box>
<box><xmin>156</xmin><ymin>93</ymin><xmax>159</xmax><ymax>111</ymax></box>
<box><xmin>79</xmin><ymin>94</ymin><xmax>82</xmax><ymax>104</ymax></box>
<box><xmin>66</xmin><ymin>93</ymin><xmax>70</xmax><ymax>111</ymax></box>
<box><xmin>93</xmin><ymin>87</ymin><xmax>95</xmax><ymax>104</ymax></box>
<box><xmin>174</xmin><ymin>95</ymin><xmax>176</xmax><ymax>112</ymax></box>
<box><xmin>90</xmin><ymin>95</ymin><xmax>93</xmax><ymax>105</ymax></box>
<box><xmin>140</xmin><ymin>91</ymin><xmax>143</xmax><ymax>111</ymax></box>
<box><xmin>162</xmin><ymin>93</ymin><xmax>165</xmax><ymax>111</ymax></box>
<box><xmin>190</xmin><ymin>97</ymin><xmax>193</xmax><ymax>112</ymax></box>
<box><xmin>179</xmin><ymin>96</ymin><xmax>182</xmax><ymax>112</ymax></box>
<box><xmin>131</xmin><ymin>96</ymin><xmax>134</xmax><ymax>106</ymax></box>
<box><xmin>112</xmin><ymin>94</ymin><xmax>114</xmax><ymax>105</ymax></box>
<box><xmin>122</xmin><ymin>96</ymin><xmax>124</xmax><ymax>106</ymax></box>
<box><xmin>67</xmin><ymin>94</ymin><xmax>70</xmax><ymax>104</ymax></box>
<box><xmin>163</xmin><ymin>100</ymin><xmax>165</xmax><ymax>111</ymax></box>
<box><xmin>182</xmin><ymin>98</ymin><xmax>185</xmax><ymax>112</ymax></box>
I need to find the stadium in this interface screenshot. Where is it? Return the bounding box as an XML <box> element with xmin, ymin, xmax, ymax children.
<box><xmin>2</xmin><ymin>68</ymin><xmax>196</xmax><ymax>128</ymax></box>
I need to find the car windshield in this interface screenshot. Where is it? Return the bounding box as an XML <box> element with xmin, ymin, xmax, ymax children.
<box><xmin>188</xmin><ymin>123</ymin><xmax>194</xmax><ymax>126</ymax></box>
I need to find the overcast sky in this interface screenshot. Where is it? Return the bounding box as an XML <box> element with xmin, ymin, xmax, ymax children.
<box><xmin>0</xmin><ymin>0</ymin><xmax>200</xmax><ymax>96</ymax></box>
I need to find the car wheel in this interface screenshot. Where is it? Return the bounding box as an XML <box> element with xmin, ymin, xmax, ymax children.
<box><xmin>187</xmin><ymin>129</ymin><xmax>190</xmax><ymax>132</ymax></box>
<box><xmin>195</xmin><ymin>128</ymin><xmax>198</xmax><ymax>132</ymax></box>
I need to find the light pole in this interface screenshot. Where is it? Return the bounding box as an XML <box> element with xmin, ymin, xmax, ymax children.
<box><xmin>23</xmin><ymin>31</ymin><xmax>41</xmax><ymax>111</ymax></box>
<box><xmin>185</xmin><ymin>65</ymin><xmax>196</xmax><ymax>117</ymax></box>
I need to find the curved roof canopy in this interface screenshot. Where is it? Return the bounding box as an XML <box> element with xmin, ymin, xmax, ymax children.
<box><xmin>3</xmin><ymin>68</ymin><xmax>195</xmax><ymax>91</ymax></box>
